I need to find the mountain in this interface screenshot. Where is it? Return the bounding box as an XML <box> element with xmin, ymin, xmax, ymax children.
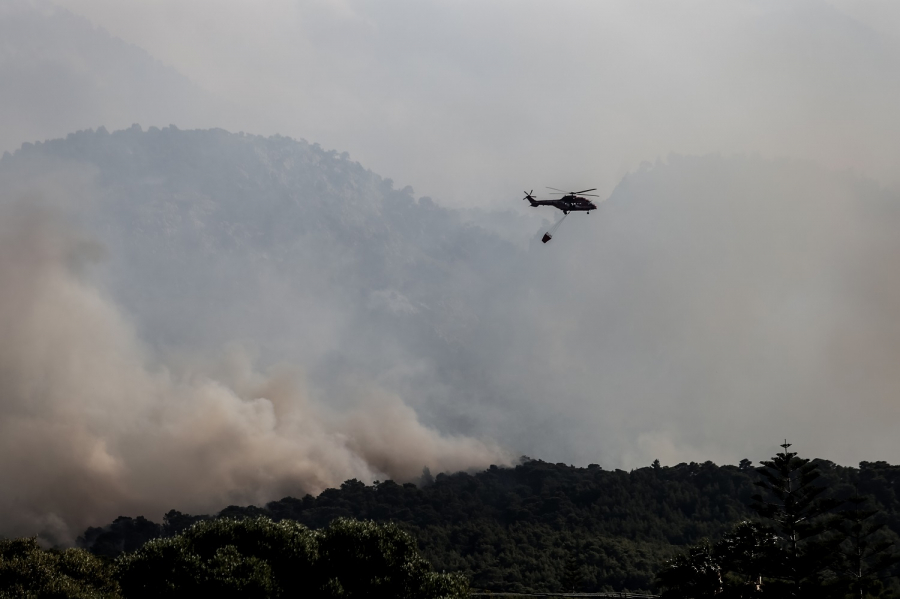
<box><xmin>0</xmin><ymin>125</ymin><xmax>524</xmax><ymax>386</ymax></box>
<box><xmin>0</xmin><ymin>1</ymin><xmax>222</xmax><ymax>153</ymax></box>
<box><xmin>3</xmin><ymin>125</ymin><xmax>900</xmax><ymax>543</ymax></box>
<box><xmin>0</xmin><ymin>125</ymin><xmax>527</xmax><ymax>543</ymax></box>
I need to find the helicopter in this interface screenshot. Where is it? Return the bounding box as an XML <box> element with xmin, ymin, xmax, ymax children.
<box><xmin>522</xmin><ymin>187</ymin><xmax>599</xmax><ymax>214</ymax></box>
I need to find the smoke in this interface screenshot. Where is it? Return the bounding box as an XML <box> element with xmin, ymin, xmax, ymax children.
<box><xmin>0</xmin><ymin>199</ymin><xmax>508</xmax><ymax>544</ymax></box>
<box><xmin>492</xmin><ymin>155</ymin><xmax>900</xmax><ymax>469</ymax></box>
<box><xmin>7</xmin><ymin>0</ymin><xmax>900</xmax><ymax>545</ymax></box>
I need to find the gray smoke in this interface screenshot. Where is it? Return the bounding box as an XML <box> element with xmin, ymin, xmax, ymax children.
<box><xmin>4</xmin><ymin>0</ymin><xmax>900</xmax><ymax>543</ymax></box>
<box><xmin>3</xmin><ymin>131</ymin><xmax>900</xmax><ymax>544</ymax></box>
<box><xmin>498</xmin><ymin>155</ymin><xmax>900</xmax><ymax>469</ymax></box>
<box><xmin>0</xmin><ymin>196</ymin><xmax>508</xmax><ymax>544</ymax></box>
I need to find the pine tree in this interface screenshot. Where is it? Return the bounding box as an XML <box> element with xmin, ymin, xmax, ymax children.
<box><xmin>562</xmin><ymin>553</ymin><xmax>582</xmax><ymax>593</ymax></box>
<box><xmin>751</xmin><ymin>441</ymin><xmax>841</xmax><ymax>596</ymax></box>
<box><xmin>830</xmin><ymin>488</ymin><xmax>900</xmax><ymax>598</ymax></box>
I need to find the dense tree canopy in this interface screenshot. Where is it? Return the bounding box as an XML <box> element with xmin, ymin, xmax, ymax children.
<box><xmin>3</xmin><ymin>518</ymin><xmax>465</xmax><ymax>598</ymax></box>
<box><xmin>0</xmin><ymin>537</ymin><xmax>120</xmax><ymax>598</ymax></box>
<box><xmin>76</xmin><ymin>457</ymin><xmax>900</xmax><ymax>594</ymax></box>
<box><xmin>657</xmin><ymin>447</ymin><xmax>900</xmax><ymax>598</ymax></box>
<box><xmin>80</xmin><ymin>458</ymin><xmax>761</xmax><ymax>593</ymax></box>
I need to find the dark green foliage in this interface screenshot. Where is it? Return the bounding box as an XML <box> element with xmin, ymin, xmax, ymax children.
<box><xmin>827</xmin><ymin>490</ymin><xmax>900</xmax><ymax>598</ymax></box>
<box><xmin>318</xmin><ymin>518</ymin><xmax>467</xmax><ymax>598</ymax></box>
<box><xmin>561</xmin><ymin>553</ymin><xmax>583</xmax><ymax>593</ymax></box>
<box><xmin>161</xmin><ymin>510</ymin><xmax>209</xmax><ymax>537</ymax></box>
<box><xmin>658</xmin><ymin>446</ymin><xmax>900</xmax><ymax>598</ymax></box>
<box><xmin>266</xmin><ymin>460</ymin><xmax>758</xmax><ymax>592</ymax></box>
<box><xmin>115</xmin><ymin>517</ymin><xmax>316</xmax><ymax>598</ymax></box>
<box><xmin>751</xmin><ymin>442</ymin><xmax>842</xmax><ymax>593</ymax></box>
<box><xmin>84</xmin><ymin>459</ymin><xmax>760</xmax><ymax>593</ymax></box>
<box><xmin>0</xmin><ymin>537</ymin><xmax>120</xmax><ymax>598</ymax></box>
<box><xmin>76</xmin><ymin>457</ymin><xmax>900</xmax><ymax>594</ymax></box>
<box><xmin>656</xmin><ymin>522</ymin><xmax>789</xmax><ymax>598</ymax></box>
<box><xmin>77</xmin><ymin>517</ymin><xmax>163</xmax><ymax>560</ymax></box>
<box><xmin>114</xmin><ymin>516</ymin><xmax>466</xmax><ymax>599</ymax></box>
<box><xmin>716</xmin><ymin>521</ymin><xmax>780</xmax><ymax>595</ymax></box>
<box><xmin>656</xmin><ymin>539</ymin><xmax>722</xmax><ymax>598</ymax></box>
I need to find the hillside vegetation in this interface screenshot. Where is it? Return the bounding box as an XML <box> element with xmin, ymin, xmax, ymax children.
<box><xmin>2</xmin><ymin>518</ymin><xmax>466</xmax><ymax>599</ymax></box>
<box><xmin>76</xmin><ymin>457</ymin><xmax>900</xmax><ymax>594</ymax></box>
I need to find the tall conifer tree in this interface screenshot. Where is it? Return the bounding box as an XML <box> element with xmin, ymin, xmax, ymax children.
<box><xmin>829</xmin><ymin>488</ymin><xmax>900</xmax><ymax>598</ymax></box>
<box><xmin>751</xmin><ymin>441</ymin><xmax>840</xmax><ymax>596</ymax></box>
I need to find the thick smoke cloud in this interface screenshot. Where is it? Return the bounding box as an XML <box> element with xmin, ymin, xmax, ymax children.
<box><xmin>494</xmin><ymin>155</ymin><xmax>900</xmax><ymax>469</ymax></box>
<box><xmin>0</xmin><ymin>197</ymin><xmax>507</xmax><ymax>544</ymax></box>
<box><xmin>6</xmin><ymin>124</ymin><xmax>900</xmax><ymax>547</ymax></box>
<box><xmin>4</xmin><ymin>0</ymin><xmax>900</xmax><ymax>543</ymax></box>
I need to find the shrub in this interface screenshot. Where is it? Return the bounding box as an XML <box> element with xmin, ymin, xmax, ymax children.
<box><xmin>0</xmin><ymin>537</ymin><xmax>120</xmax><ymax>598</ymax></box>
<box><xmin>116</xmin><ymin>517</ymin><xmax>316</xmax><ymax>598</ymax></box>
<box><xmin>318</xmin><ymin>518</ymin><xmax>468</xmax><ymax>598</ymax></box>
<box><xmin>115</xmin><ymin>516</ymin><xmax>467</xmax><ymax>598</ymax></box>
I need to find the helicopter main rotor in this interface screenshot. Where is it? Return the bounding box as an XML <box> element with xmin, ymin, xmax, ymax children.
<box><xmin>546</xmin><ymin>187</ymin><xmax>599</xmax><ymax>197</ymax></box>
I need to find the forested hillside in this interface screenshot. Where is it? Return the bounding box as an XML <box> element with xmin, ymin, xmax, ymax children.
<box><xmin>0</xmin><ymin>124</ymin><xmax>531</xmax><ymax>424</ymax></box>
<box><xmin>5</xmin><ymin>2</ymin><xmax>900</xmax><ymax>596</ymax></box>
<box><xmin>0</xmin><ymin>125</ymin><xmax>532</xmax><ymax>542</ymax></box>
<box><xmin>77</xmin><ymin>457</ymin><xmax>900</xmax><ymax>593</ymax></box>
<box><xmin>4</xmin><ymin>126</ymin><xmax>900</xmax><ymax>494</ymax></box>
<box><xmin>5</xmin><ymin>126</ymin><xmax>900</xmax><ymax>556</ymax></box>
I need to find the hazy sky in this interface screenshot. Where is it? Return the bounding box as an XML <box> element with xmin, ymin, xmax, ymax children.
<box><xmin>41</xmin><ymin>0</ymin><xmax>900</xmax><ymax>207</ymax></box>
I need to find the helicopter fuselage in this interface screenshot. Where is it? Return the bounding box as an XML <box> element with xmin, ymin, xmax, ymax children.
<box><xmin>526</xmin><ymin>194</ymin><xmax>597</xmax><ymax>214</ymax></box>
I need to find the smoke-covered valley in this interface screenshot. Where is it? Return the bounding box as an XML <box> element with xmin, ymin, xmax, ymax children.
<box><xmin>0</xmin><ymin>127</ymin><xmax>518</xmax><ymax>543</ymax></box>
<box><xmin>3</xmin><ymin>126</ymin><xmax>900</xmax><ymax>543</ymax></box>
<box><xmin>4</xmin><ymin>0</ymin><xmax>900</xmax><ymax>546</ymax></box>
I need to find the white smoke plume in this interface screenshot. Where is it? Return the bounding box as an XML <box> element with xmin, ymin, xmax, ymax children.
<box><xmin>0</xmin><ymin>199</ymin><xmax>509</xmax><ymax>544</ymax></box>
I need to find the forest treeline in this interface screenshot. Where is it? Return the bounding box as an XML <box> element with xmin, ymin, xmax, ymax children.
<box><xmin>70</xmin><ymin>452</ymin><xmax>900</xmax><ymax>595</ymax></box>
<box><xmin>79</xmin><ymin>458</ymin><xmax>757</xmax><ymax>592</ymax></box>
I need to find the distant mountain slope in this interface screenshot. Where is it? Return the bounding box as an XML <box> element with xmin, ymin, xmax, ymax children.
<box><xmin>0</xmin><ymin>126</ymin><xmax>524</xmax><ymax>542</ymax></box>
<box><xmin>3</xmin><ymin>126</ymin><xmax>900</xmax><ymax>546</ymax></box>
<box><xmin>0</xmin><ymin>1</ymin><xmax>221</xmax><ymax>153</ymax></box>
<box><xmin>0</xmin><ymin>126</ymin><xmax>520</xmax><ymax>371</ymax></box>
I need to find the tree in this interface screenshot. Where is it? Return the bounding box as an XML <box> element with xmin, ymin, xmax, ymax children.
<box><xmin>317</xmin><ymin>518</ymin><xmax>468</xmax><ymax>599</ymax></box>
<box><xmin>656</xmin><ymin>522</ymin><xmax>781</xmax><ymax>598</ymax></box>
<box><xmin>656</xmin><ymin>539</ymin><xmax>722</xmax><ymax>598</ymax></box>
<box><xmin>116</xmin><ymin>517</ymin><xmax>317</xmax><ymax>598</ymax></box>
<box><xmin>115</xmin><ymin>516</ymin><xmax>468</xmax><ymax>598</ymax></box>
<box><xmin>562</xmin><ymin>553</ymin><xmax>582</xmax><ymax>593</ymax></box>
<box><xmin>78</xmin><ymin>516</ymin><xmax>163</xmax><ymax>559</ymax></box>
<box><xmin>750</xmin><ymin>441</ymin><xmax>841</xmax><ymax>596</ymax></box>
<box><xmin>0</xmin><ymin>537</ymin><xmax>120</xmax><ymax>599</ymax></box>
<box><xmin>716</xmin><ymin>521</ymin><xmax>779</xmax><ymax>597</ymax></box>
<box><xmin>828</xmin><ymin>489</ymin><xmax>900</xmax><ymax>598</ymax></box>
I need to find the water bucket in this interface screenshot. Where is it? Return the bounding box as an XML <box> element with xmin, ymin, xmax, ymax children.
<box><xmin>541</xmin><ymin>233</ymin><xmax>552</xmax><ymax>243</ymax></box>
